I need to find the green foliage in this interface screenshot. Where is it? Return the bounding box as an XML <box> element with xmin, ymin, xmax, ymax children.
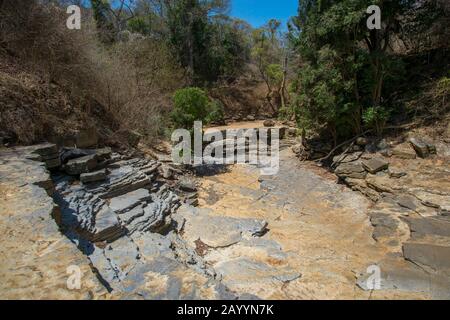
<box><xmin>205</xmin><ymin>100</ymin><xmax>225</xmax><ymax>124</ymax></box>
<box><xmin>436</xmin><ymin>77</ymin><xmax>450</xmax><ymax>98</ymax></box>
<box><xmin>127</xmin><ymin>16</ymin><xmax>151</xmax><ymax>35</ymax></box>
<box><xmin>165</xmin><ymin>0</ymin><xmax>248</xmax><ymax>84</ymax></box>
<box><xmin>291</xmin><ymin>46</ymin><xmax>358</xmax><ymax>142</ymax></box>
<box><xmin>289</xmin><ymin>0</ymin><xmax>417</xmax><ymax>143</ymax></box>
<box><xmin>171</xmin><ymin>87</ymin><xmax>223</xmax><ymax>128</ymax></box>
<box><xmin>363</xmin><ymin>106</ymin><xmax>390</xmax><ymax>136</ymax></box>
<box><xmin>266</xmin><ymin>64</ymin><xmax>283</xmax><ymax>88</ymax></box>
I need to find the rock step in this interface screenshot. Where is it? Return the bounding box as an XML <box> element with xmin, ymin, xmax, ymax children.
<box><xmin>403</xmin><ymin>242</ymin><xmax>450</xmax><ymax>273</ymax></box>
<box><xmin>109</xmin><ymin>188</ymin><xmax>152</xmax><ymax>214</ymax></box>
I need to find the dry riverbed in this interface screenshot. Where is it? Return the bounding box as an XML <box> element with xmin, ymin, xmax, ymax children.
<box><xmin>196</xmin><ymin>148</ymin><xmax>439</xmax><ymax>299</ymax></box>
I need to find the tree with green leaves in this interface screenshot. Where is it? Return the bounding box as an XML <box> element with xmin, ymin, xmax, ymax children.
<box><xmin>289</xmin><ymin>0</ymin><xmax>416</xmax><ymax>142</ymax></box>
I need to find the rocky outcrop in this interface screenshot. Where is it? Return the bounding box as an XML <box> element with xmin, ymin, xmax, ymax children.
<box><xmin>80</xmin><ymin>169</ymin><xmax>107</xmax><ymax>183</ymax></box>
<box><xmin>0</xmin><ymin>140</ymin><xmax>304</xmax><ymax>300</ymax></box>
<box><xmin>392</xmin><ymin>144</ymin><xmax>417</xmax><ymax>159</ymax></box>
<box><xmin>177</xmin><ymin>205</ymin><xmax>301</xmax><ymax>295</ymax></box>
<box><xmin>335</xmin><ymin>161</ymin><xmax>367</xmax><ymax>179</ymax></box>
<box><xmin>263</xmin><ymin>119</ymin><xmax>276</xmax><ymax>127</ymax></box>
<box><xmin>409</xmin><ymin>138</ymin><xmax>437</xmax><ymax>158</ymax></box>
<box><xmin>64</xmin><ymin>154</ymin><xmax>98</xmax><ymax>175</ymax></box>
<box><xmin>0</xmin><ymin>146</ymin><xmax>107</xmax><ymax>299</ymax></box>
<box><xmin>331</xmin><ymin>138</ymin><xmax>450</xmax><ymax>298</ymax></box>
<box><xmin>362</xmin><ymin>157</ymin><xmax>389</xmax><ymax>174</ymax></box>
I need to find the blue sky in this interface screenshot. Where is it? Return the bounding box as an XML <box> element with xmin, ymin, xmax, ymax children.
<box><xmin>230</xmin><ymin>0</ymin><xmax>298</xmax><ymax>29</ymax></box>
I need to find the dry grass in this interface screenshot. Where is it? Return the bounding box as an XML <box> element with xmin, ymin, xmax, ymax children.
<box><xmin>0</xmin><ymin>0</ymin><xmax>184</xmax><ymax>145</ymax></box>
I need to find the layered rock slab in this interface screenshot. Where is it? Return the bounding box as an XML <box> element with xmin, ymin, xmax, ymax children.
<box><xmin>0</xmin><ymin>147</ymin><xmax>107</xmax><ymax>299</ymax></box>
<box><xmin>177</xmin><ymin>205</ymin><xmax>301</xmax><ymax>297</ymax></box>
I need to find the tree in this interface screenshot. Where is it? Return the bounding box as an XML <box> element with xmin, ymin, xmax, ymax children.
<box><xmin>91</xmin><ymin>0</ymin><xmax>115</xmax><ymax>42</ymax></box>
<box><xmin>289</xmin><ymin>0</ymin><xmax>416</xmax><ymax>143</ymax></box>
<box><xmin>251</xmin><ymin>19</ymin><xmax>286</xmax><ymax>115</ymax></box>
<box><xmin>164</xmin><ymin>0</ymin><xmax>247</xmax><ymax>84</ymax></box>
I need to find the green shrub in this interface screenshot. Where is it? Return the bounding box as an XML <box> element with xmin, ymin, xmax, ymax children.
<box><xmin>127</xmin><ymin>17</ymin><xmax>150</xmax><ymax>35</ymax></box>
<box><xmin>363</xmin><ymin>106</ymin><xmax>390</xmax><ymax>136</ymax></box>
<box><xmin>205</xmin><ymin>100</ymin><xmax>225</xmax><ymax>124</ymax></box>
<box><xmin>171</xmin><ymin>87</ymin><xmax>223</xmax><ymax>129</ymax></box>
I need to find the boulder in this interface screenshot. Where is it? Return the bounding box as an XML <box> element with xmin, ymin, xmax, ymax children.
<box><xmin>263</xmin><ymin>119</ymin><xmax>276</xmax><ymax>127</ymax></box>
<box><xmin>356</xmin><ymin>137</ymin><xmax>369</xmax><ymax>146</ymax></box>
<box><xmin>45</xmin><ymin>158</ymin><xmax>62</xmax><ymax>170</ymax></box>
<box><xmin>95</xmin><ymin>147</ymin><xmax>112</xmax><ymax>161</ymax></box>
<box><xmin>246</xmin><ymin>115</ymin><xmax>255</xmax><ymax>121</ymax></box>
<box><xmin>362</xmin><ymin>157</ymin><xmax>389</xmax><ymax>174</ymax></box>
<box><xmin>31</xmin><ymin>143</ymin><xmax>58</xmax><ymax>156</ymax></box>
<box><xmin>333</xmin><ymin>152</ymin><xmax>362</xmax><ymax>165</ymax></box>
<box><xmin>335</xmin><ymin>162</ymin><xmax>367</xmax><ymax>179</ymax></box>
<box><xmin>65</xmin><ymin>154</ymin><xmax>98</xmax><ymax>175</ymax></box>
<box><xmin>178</xmin><ymin>177</ymin><xmax>197</xmax><ymax>192</ymax></box>
<box><xmin>392</xmin><ymin>144</ymin><xmax>417</xmax><ymax>159</ymax></box>
<box><xmin>409</xmin><ymin>138</ymin><xmax>430</xmax><ymax>158</ymax></box>
<box><xmin>80</xmin><ymin>169</ymin><xmax>107</xmax><ymax>184</ymax></box>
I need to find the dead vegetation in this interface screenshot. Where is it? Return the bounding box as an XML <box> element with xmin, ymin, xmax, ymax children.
<box><xmin>0</xmin><ymin>0</ymin><xmax>184</xmax><ymax>146</ymax></box>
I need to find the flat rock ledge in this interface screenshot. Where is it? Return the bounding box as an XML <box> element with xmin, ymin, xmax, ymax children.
<box><xmin>329</xmin><ymin>139</ymin><xmax>450</xmax><ymax>299</ymax></box>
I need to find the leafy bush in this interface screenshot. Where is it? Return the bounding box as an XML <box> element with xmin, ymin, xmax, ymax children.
<box><xmin>127</xmin><ymin>17</ymin><xmax>151</xmax><ymax>35</ymax></box>
<box><xmin>266</xmin><ymin>64</ymin><xmax>283</xmax><ymax>88</ymax></box>
<box><xmin>363</xmin><ymin>107</ymin><xmax>390</xmax><ymax>137</ymax></box>
<box><xmin>171</xmin><ymin>87</ymin><xmax>223</xmax><ymax>129</ymax></box>
<box><xmin>171</xmin><ymin>87</ymin><xmax>209</xmax><ymax>128</ymax></box>
<box><xmin>205</xmin><ymin>100</ymin><xmax>225</xmax><ymax>125</ymax></box>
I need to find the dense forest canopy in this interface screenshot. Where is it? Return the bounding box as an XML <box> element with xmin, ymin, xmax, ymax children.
<box><xmin>287</xmin><ymin>0</ymin><xmax>449</xmax><ymax>143</ymax></box>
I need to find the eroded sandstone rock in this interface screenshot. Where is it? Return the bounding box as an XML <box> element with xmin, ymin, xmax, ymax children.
<box><xmin>335</xmin><ymin>161</ymin><xmax>367</xmax><ymax>179</ymax></box>
<box><xmin>392</xmin><ymin>144</ymin><xmax>417</xmax><ymax>159</ymax></box>
<box><xmin>362</xmin><ymin>157</ymin><xmax>389</xmax><ymax>174</ymax></box>
<box><xmin>81</xmin><ymin>169</ymin><xmax>107</xmax><ymax>184</ymax></box>
<box><xmin>65</xmin><ymin>154</ymin><xmax>98</xmax><ymax>175</ymax></box>
<box><xmin>0</xmin><ymin>147</ymin><xmax>107</xmax><ymax>299</ymax></box>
